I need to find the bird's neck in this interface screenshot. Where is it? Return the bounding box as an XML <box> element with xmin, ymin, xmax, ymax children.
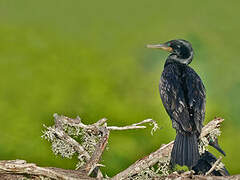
<box><xmin>164</xmin><ymin>57</ymin><xmax>187</xmax><ymax>68</ymax></box>
<box><xmin>166</xmin><ymin>51</ymin><xmax>194</xmax><ymax>65</ymax></box>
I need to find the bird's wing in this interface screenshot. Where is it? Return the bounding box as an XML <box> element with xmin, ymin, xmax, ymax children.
<box><xmin>159</xmin><ymin>64</ymin><xmax>192</xmax><ymax>133</ymax></box>
<box><xmin>185</xmin><ymin>67</ymin><xmax>206</xmax><ymax>134</ymax></box>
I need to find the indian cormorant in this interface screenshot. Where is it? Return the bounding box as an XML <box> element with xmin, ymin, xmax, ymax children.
<box><xmin>193</xmin><ymin>151</ymin><xmax>229</xmax><ymax>176</ymax></box>
<box><xmin>147</xmin><ymin>39</ymin><xmax>206</xmax><ymax>168</ymax></box>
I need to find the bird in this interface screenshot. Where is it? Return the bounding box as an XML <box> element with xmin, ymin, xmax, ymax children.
<box><xmin>193</xmin><ymin>151</ymin><xmax>229</xmax><ymax>176</ymax></box>
<box><xmin>147</xmin><ymin>39</ymin><xmax>206</xmax><ymax>168</ymax></box>
<box><xmin>209</xmin><ymin>138</ymin><xmax>226</xmax><ymax>156</ymax></box>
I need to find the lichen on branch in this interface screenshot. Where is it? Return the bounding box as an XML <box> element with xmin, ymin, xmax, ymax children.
<box><xmin>41</xmin><ymin>113</ymin><xmax>159</xmax><ymax>177</ymax></box>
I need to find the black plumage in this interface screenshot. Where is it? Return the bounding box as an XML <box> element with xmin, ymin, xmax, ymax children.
<box><xmin>193</xmin><ymin>151</ymin><xmax>229</xmax><ymax>176</ymax></box>
<box><xmin>209</xmin><ymin>138</ymin><xmax>226</xmax><ymax>156</ymax></box>
<box><xmin>147</xmin><ymin>39</ymin><xmax>206</xmax><ymax>168</ymax></box>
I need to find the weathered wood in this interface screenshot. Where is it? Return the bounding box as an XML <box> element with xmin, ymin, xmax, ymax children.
<box><xmin>0</xmin><ymin>160</ymin><xmax>94</xmax><ymax>180</ymax></box>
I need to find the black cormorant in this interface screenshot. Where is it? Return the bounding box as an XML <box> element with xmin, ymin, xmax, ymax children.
<box><xmin>147</xmin><ymin>39</ymin><xmax>206</xmax><ymax>168</ymax></box>
<box><xmin>193</xmin><ymin>151</ymin><xmax>229</xmax><ymax>176</ymax></box>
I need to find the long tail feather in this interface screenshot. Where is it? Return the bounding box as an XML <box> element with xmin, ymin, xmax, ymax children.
<box><xmin>171</xmin><ymin>132</ymin><xmax>199</xmax><ymax>168</ymax></box>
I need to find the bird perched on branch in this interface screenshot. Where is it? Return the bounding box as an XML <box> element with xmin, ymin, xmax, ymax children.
<box><xmin>193</xmin><ymin>151</ymin><xmax>229</xmax><ymax>176</ymax></box>
<box><xmin>147</xmin><ymin>39</ymin><xmax>206</xmax><ymax>168</ymax></box>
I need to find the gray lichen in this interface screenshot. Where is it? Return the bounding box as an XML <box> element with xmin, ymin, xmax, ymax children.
<box><xmin>127</xmin><ymin>158</ymin><xmax>171</xmax><ymax>179</ymax></box>
<box><xmin>62</xmin><ymin>124</ymin><xmax>81</xmax><ymax>137</ymax></box>
<box><xmin>199</xmin><ymin>136</ymin><xmax>209</xmax><ymax>154</ymax></box>
<box><xmin>41</xmin><ymin>121</ymin><xmax>101</xmax><ymax>169</ymax></box>
<box><xmin>209</xmin><ymin>128</ymin><xmax>221</xmax><ymax>141</ymax></box>
<box><xmin>155</xmin><ymin>158</ymin><xmax>171</xmax><ymax>176</ymax></box>
<box><xmin>51</xmin><ymin>139</ymin><xmax>75</xmax><ymax>158</ymax></box>
<box><xmin>76</xmin><ymin>154</ymin><xmax>87</xmax><ymax>169</ymax></box>
<box><xmin>199</xmin><ymin>128</ymin><xmax>221</xmax><ymax>155</ymax></box>
<box><xmin>42</xmin><ymin>125</ymin><xmax>55</xmax><ymax>141</ymax></box>
<box><xmin>215</xmin><ymin>162</ymin><xmax>225</xmax><ymax>171</ymax></box>
<box><xmin>81</xmin><ymin>129</ymin><xmax>101</xmax><ymax>155</ymax></box>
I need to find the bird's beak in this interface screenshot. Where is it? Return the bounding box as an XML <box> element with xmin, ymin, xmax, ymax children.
<box><xmin>146</xmin><ymin>43</ymin><xmax>173</xmax><ymax>52</ymax></box>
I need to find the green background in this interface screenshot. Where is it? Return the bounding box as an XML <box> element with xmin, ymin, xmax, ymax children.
<box><xmin>0</xmin><ymin>0</ymin><xmax>239</xmax><ymax>176</ymax></box>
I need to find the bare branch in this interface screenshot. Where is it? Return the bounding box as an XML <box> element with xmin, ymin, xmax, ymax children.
<box><xmin>0</xmin><ymin>160</ymin><xmax>94</xmax><ymax>180</ymax></box>
<box><xmin>107</xmin><ymin>119</ymin><xmax>159</xmax><ymax>135</ymax></box>
<box><xmin>200</xmin><ymin>117</ymin><xmax>224</xmax><ymax>138</ymax></box>
<box><xmin>81</xmin><ymin>127</ymin><xmax>110</xmax><ymax>177</ymax></box>
<box><xmin>53</xmin><ymin>113</ymin><xmax>107</xmax><ymax>133</ymax></box>
<box><xmin>0</xmin><ymin>159</ymin><xmax>238</xmax><ymax>180</ymax></box>
<box><xmin>206</xmin><ymin>156</ymin><xmax>223</xmax><ymax>176</ymax></box>
<box><xmin>53</xmin><ymin>114</ymin><xmax>158</xmax><ymax>133</ymax></box>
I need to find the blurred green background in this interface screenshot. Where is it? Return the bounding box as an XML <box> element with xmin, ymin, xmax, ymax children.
<box><xmin>0</xmin><ymin>0</ymin><xmax>240</xmax><ymax>176</ymax></box>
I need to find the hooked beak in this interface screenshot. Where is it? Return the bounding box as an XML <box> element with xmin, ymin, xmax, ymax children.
<box><xmin>146</xmin><ymin>43</ymin><xmax>173</xmax><ymax>52</ymax></box>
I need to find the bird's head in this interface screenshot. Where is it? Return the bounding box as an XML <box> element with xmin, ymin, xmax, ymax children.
<box><xmin>147</xmin><ymin>39</ymin><xmax>194</xmax><ymax>65</ymax></box>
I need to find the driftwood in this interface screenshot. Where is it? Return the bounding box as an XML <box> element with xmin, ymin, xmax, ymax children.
<box><xmin>0</xmin><ymin>115</ymin><xmax>237</xmax><ymax>180</ymax></box>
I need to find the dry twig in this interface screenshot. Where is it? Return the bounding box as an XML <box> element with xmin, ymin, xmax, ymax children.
<box><xmin>205</xmin><ymin>156</ymin><xmax>223</xmax><ymax>176</ymax></box>
<box><xmin>81</xmin><ymin>127</ymin><xmax>110</xmax><ymax>177</ymax></box>
<box><xmin>107</xmin><ymin>118</ymin><xmax>159</xmax><ymax>135</ymax></box>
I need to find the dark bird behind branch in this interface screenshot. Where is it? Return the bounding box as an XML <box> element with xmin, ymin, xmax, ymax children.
<box><xmin>147</xmin><ymin>39</ymin><xmax>206</xmax><ymax>168</ymax></box>
<box><xmin>193</xmin><ymin>151</ymin><xmax>229</xmax><ymax>176</ymax></box>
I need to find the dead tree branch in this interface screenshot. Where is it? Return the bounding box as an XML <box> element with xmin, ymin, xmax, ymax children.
<box><xmin>0</xmin><ymin>116</ymin><xmax>236</xmax><ymax>180</ymax></box>
<box><xmin>107</xmin><ymin>118</ymin><xmax>159</xmax><ymax>135</ymax></box>
<box><xmin>205</xmin><ymin>156</ymin><xmax>223</xmax><ymax>176</ymax></box>
<box><xmin>0</xmin><ymin>159</ymin><xmax>94</xmax><ymax>180</ymax></box>
<box><xmin>80</xmin><ymin>127</ymin><xmax>110</xmax><ymax>177</ymax></box>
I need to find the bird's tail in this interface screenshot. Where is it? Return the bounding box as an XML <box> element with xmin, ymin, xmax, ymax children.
<box><xmin>170</xmin><ymin>132</ymin><xmax>200</xmax><ymax>168</ymax></box>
